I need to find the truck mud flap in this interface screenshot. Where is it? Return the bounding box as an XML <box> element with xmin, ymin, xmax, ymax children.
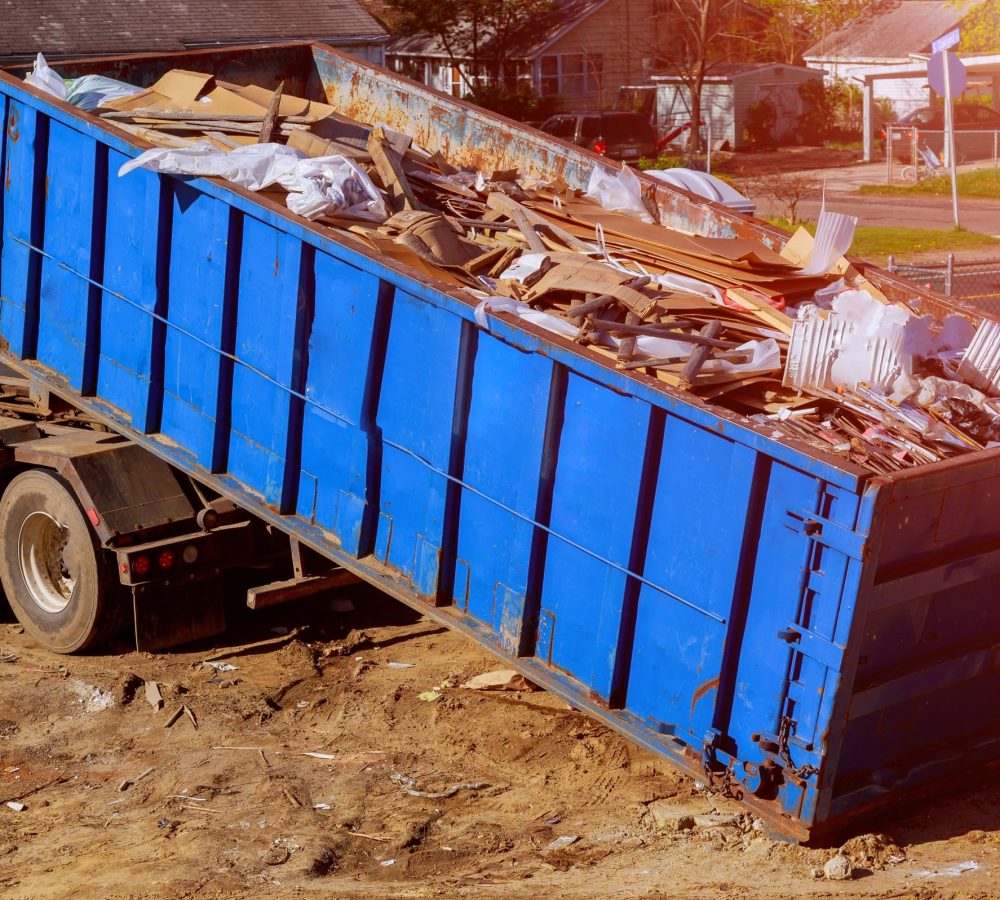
<box><xmin>133</xmin><ymin>576</ymin><xmax>226</xmax><ymax>652</ymax></box>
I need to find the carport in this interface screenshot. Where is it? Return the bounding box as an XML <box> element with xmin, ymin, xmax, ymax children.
<box><xmin>861</xmin><ymin>52</ymin><xmax>1000</xmax><ymax>161</ymax></box>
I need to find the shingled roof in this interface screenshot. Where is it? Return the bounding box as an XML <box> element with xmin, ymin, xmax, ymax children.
<box><xmin>388</xmin><ymin>0</ymin><xmax>608</xmax><ymax>61</ymax></box>
<box><xmin>804</xmin><ymin>0</ymin><xmax>983</xmax><ymax>61</ymax></box>
<box><xmin>0</xmin><ymin>0</ymin><xmax>388</xmax><ymax>63</ymax></box>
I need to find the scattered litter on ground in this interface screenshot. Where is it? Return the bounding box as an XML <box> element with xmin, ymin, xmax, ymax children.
<box><xmin>302</xmin><ymin>752</ymin><xmax>337</xmax><ymax>760</ymax></box>
<box><xmin>380</xmin><ymin>858</ymin><xmax>396</xmax><ymax>867</ymax></box>
<box><xmin>69</xmin><ymin>679</ymin><xmax>116</xmax><ymax>713</ymax></box>
<box><xmin>5</xmin><ymin>801</ymin><xmax>25</xmax><ymax>812</ymax></box>
<box><xmin>545</xmin><ymin>835</ymin><xmax>580</xmax><ymax>851</ymax></box>
<box><xmin>461</xmin><ymin>669</ymin><xmax>538</xmax><ymax>692</ymax></box>
<box><xmin>144</xmin><ymin>681</ymin><xmax>163</xmax><ymax>711</ymax></box>
<box><xmin>387</xmin><ymin>662</ymin><xmax>415</xmax><ymax>670</ymax></box>
<box><xmin>914</xmin><ymin>860</ymin><xmax>981</xmax><ymax>877</ymax></box>
<box><xmin>118</xmin><ymin>766</ymin><xmax>154</xmax><ymax>792</ymax></box>
<box><xmin>202</xmin><ymin>661</ymin><xmax>237</xmax><ymax>672</ymax></box>
<box><xmin>417</xmin><ymin>691</ymin><xmax>441</xmax><ymax>702</ymax></box>
<box><xmin>313</xmin><ymin>803</ymin><xmax>332</xmax><ymax>810</ymax></box>
<box><xmin>390</xmin><ymin>772</ymin><xmax>490</xmax><ymax>799</ymax></box>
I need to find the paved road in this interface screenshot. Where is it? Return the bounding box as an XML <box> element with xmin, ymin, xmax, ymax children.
<box><xmin>756</xmin><ymin>192</ymin><xmax>1000</xmax><ymax>236</ymax></box>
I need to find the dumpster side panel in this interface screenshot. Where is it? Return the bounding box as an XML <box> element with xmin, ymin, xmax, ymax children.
<box><xmin>36</xmin><ymin>120</ymin><xmax>105</xmax><ymax>394</ymax></box>
<box><xmin>159</xmin><ymin>184</ymin><xmax>238</xmax><ymax>470</ymax></box>
<box><xmin>228</xmin><ymin>217</ymin><xmax>307</xmax><ymax>508</ymax></box>
<box><xmin>98</xmin><ymin>150</ymin><xmax>168</xmax><ymax>432</ymax></box>
<box><xmin>1</xmin><ymin>98</ymin><xmax>46</xmax><ymax>358</ymax></box>
<box><xmin>296</xmin><ymin>251</ymin><xmax>389</xmax><ymax>556</ymax></box>
<box><xmin>828</xmin><ymin>455</ymin><xmax>1000</xmax><ymax>821</ymax></box>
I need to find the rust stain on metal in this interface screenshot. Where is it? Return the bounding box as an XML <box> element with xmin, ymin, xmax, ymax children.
<box><xmin>6</xmin><ymin>105</ymin><xmax>19</xmax><ymax>142</ymax></box>
<box><xmin>690</xmin><ymin>675</ymin><xmax>720</xmax><ymax>718</ymax></box>
<box><xmin>588</xmin><ymin>690</ymin><xmax>611</xmax><ymax>711</ymax></box>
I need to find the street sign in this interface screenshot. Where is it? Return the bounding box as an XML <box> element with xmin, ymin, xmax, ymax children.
<box><xmin>932</xmin><ymin>28</ymin><xmax>961</xmax><ymax>54</ymax></box>
<box><xmin>928</xmin><ymin>50</ymin><xmax>967</xmax><ymax>96</ymax></box>
<box><xmin>926</xmin><ymin>50</ymin><xmax>964</xmax><ymax>227</ymax></box>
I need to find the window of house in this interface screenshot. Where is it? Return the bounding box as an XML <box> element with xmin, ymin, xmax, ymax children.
<box><xmin>538</xmin><ymin>53</ymin><xmax>601</xmax><ymax>96</ymax></box>
<box><xmin>561</xmin><ymin>54</ymin><xmax>585</xmax><ymax>95</ymax></box>
<box><xmin>540</xmin><ymin>55</ymin><xmax>560</xmax><ymax>95</ymax></box>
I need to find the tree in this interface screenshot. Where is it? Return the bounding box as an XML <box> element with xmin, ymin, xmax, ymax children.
<box><xmin>952</xmin><ymin>0</ymin><xmax>1000</xmax><ymax>53</ymax></box>
<box><xmin>654</xmin><ymin>0</ymin><xmax>746</xmax><ymax>153</ymax></box>
<box><xmin>747</xmin><ymin>0</ymin><xmax>882</xmax><ymax>66</ymax></box>
<box><xmin>384</xmin><ymin>0</ymin><xmax>557</xmax><ymax>93</ymax></box>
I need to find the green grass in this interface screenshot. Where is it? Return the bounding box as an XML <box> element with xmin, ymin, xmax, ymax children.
<box><xmin>824</xmin><ymin>139</ymin><xmax>864</xmax><ymax>151</ymax></box>
<box><xmin>764</xmin><ymin>218</ymin><xmax>1000</xmax><ymax>264</ymax></box>
<box><xmin>637</xmin><ymin>155</ymin><xmax>682</xmax><ymax>170</ymax></box>
<box><xmin>857</xmin><ymin>167</ymin><xmax>1000</xmax><ymax>198</ymax></box>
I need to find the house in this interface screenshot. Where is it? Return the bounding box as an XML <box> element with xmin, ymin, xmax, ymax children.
<box><xmin>803</xmin><ymin>0</ymin><xmax>1000</xmax><ymax>160</ymax></box>
<box><xmin>653</xmin><ymin>63</ymin><xmax>824</xmax><ymax>148</ymax></box>
<box><xmin>0</xmin><ymin>0</ymin><xmax>390</xmax><ymax>66</ymax></box>
<box><xmin>386</xmin><ymin>0</ymin><xmax>662</xmax><ymax>112</ymax></box>
<box><xmin>803</xmin><ymin>0</ymin><xmax>984</xmax><ymax>119</ymax></box>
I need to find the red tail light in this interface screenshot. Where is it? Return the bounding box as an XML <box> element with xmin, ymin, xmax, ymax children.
<box><xmin>132</xmin><ymin>555</ymin><xmax>151</xmax><ymax>576</ymax></box>
<box><xmin>158</xmin><ymin>550</ymin><xmax>175</xmax><ymax>570</ymax></box>
<box><xmin>594</xmin><ymin>138</ymin><xmax>607</xmax><ymax>155</ymax></box>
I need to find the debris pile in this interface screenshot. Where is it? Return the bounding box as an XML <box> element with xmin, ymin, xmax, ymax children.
<box><xmin>28</xmin><ymin>54</ymin><xmax>1000</xmax><ymax>476</ymax></box>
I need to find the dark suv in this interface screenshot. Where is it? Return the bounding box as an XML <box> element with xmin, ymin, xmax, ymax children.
<box><xmin>540</xmin><ymin>111</ymin><xmax>657</xmax><ymax>162</ymax></box>
<box><xmin>882</xmin><ymin>104</ymin><xmax>1000</xmax><ymax>162</ymax></box>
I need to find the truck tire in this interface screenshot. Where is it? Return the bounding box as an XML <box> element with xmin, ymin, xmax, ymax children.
<box><xmin>0</xmin><ymin>469</ymin><xmax>124</xmax><ymax>653</ymax></box>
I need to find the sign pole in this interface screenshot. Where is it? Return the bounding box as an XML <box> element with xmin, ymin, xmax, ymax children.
<box><xmin>943</xmin><ymin>53</ymin><xmax>960</xmax><ymax>228</ymax></box>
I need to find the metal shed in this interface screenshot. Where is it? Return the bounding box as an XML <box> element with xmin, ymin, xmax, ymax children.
<box><xmin>653</xmin><ymin>63</ymin><xmax>824</xmax><ymax>148</ymax></box>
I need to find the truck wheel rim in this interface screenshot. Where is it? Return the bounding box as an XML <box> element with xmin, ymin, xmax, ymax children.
<box><xmin>18</xmin><ymin>511</ymin><xmax>76</xmax><ymax>614</ymax></box>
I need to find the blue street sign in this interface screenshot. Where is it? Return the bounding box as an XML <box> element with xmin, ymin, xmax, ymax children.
<box><xmin>932</xmin><ymin>28</ymin><xmax>960</xmax><ymax>54</ymax></box>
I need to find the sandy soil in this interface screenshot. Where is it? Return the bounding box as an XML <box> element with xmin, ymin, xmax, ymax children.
<box><xmin>1</xmin><ymin>584</ymin><xmax>997</xmax><ymax>899</ymax></box>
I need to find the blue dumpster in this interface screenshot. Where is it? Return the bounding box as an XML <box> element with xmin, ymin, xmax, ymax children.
<box><xmin>2</xmin><ymin>42</ymin><xmax>997</xmax><ymax>842</ymax></box>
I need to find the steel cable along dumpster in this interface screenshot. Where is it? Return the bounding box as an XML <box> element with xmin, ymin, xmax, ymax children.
<box><xmin>1</xmin><ymin>43</ymin><xmax>998</xmax><ymax>843</ymax></box>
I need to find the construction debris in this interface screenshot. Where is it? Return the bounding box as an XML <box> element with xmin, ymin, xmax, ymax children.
<box><xmin>461</xmin><ymin>670</ymin><xmax>538</xmax><ymax>692</ymax></box>
<box><xmin>38</xmin><ymin>58</ymin><xmax>996</xmax><ymax>477</ymax></box>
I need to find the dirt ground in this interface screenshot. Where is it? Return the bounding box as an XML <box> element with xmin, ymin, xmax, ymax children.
<box><xmin>1</xmin><ymin>583</ymin><xmax>997</xmax><ymax>899</ymax></box>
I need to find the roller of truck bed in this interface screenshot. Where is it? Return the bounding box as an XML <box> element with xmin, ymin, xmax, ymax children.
<box><xmin>1</xmin><ymin>42</ymin><xmax>998</xmax><ymax>844</ymax></box>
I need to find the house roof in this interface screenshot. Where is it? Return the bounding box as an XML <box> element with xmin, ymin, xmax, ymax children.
<box><xmin>388</xmin><ymin>0</ymin><xmax>609</xmax><ymax>60</ymax></box>
<box><xmin>804</xmin><ymin>0</ymin><xmax>983</xmax><ymax>62</ymax></box>
<box><xmin>0</xmin><ymin>0</ymin><xmax>388</xmax><ymax>62</ymax></box>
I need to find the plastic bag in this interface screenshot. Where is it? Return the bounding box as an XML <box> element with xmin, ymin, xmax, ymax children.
<box><xmin>24</xmin><ymin>53</ymin><xmax>67</xmax><ymax>101</ymax></box>
<box><xmin>585</xmin><ymin>164</ymin><xmax>654</xmax><ymax>224</ymax></box>
<box><xmin>280</xmin><ymin>156</ymin><xmax>386</xmax><ymax>222</ymax></box>
<box><xmin>66</xmin><ymin>75</ymin><xmax>142</xmax><ymax>111</ymax></box>
<box><xmin>119</xmin><ymin>143</ymin><xmax>386</xmax><ymax>222</ymax></box>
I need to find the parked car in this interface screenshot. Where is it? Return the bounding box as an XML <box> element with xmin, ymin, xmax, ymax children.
<box><xmin>881</xmin><ymin>104</ymin><xmax>1000</xmax><ymax>162</ymax></box>
<box><xmin>539</xmin><ymin>111</ymin><xmax>657</xmax><ymax>162</ymax></box>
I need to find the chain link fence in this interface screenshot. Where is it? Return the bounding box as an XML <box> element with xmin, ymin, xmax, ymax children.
<box><xmin>887</xmin><ymin>255</ymin><xmax>1000</xmax><ymax>316</ymax></box>
<box><xmin>885</xmin><ymin>125</ymin><xmax>1000</xmax><ymax>182</ymax></box>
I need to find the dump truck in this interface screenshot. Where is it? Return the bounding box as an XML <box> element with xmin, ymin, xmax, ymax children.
<box><xmin>1</xmin><ymin>42</ymin><xmax>997</xmax><ymax>844</ymax></box>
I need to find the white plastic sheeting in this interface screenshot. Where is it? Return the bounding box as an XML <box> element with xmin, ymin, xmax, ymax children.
<box><xmin>119</xmin><ymin>143</ymin><xmax>387</xmax><ymax>222</ymax></box>
<box><xmin>585</xmin><ymin>164</ymin><xmax>654</xmax><ymax>224</ymax></box>
<box><xmin>24</xmin><ymin>53</ymin><xmax>67</xmax><ymax>101</ymax></box>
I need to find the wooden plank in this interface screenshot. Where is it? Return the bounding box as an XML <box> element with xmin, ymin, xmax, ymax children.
<box><xmin>259</xmin><ymin>81</ymin><xmax>285</xmax><ymax>143</ymax></box>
